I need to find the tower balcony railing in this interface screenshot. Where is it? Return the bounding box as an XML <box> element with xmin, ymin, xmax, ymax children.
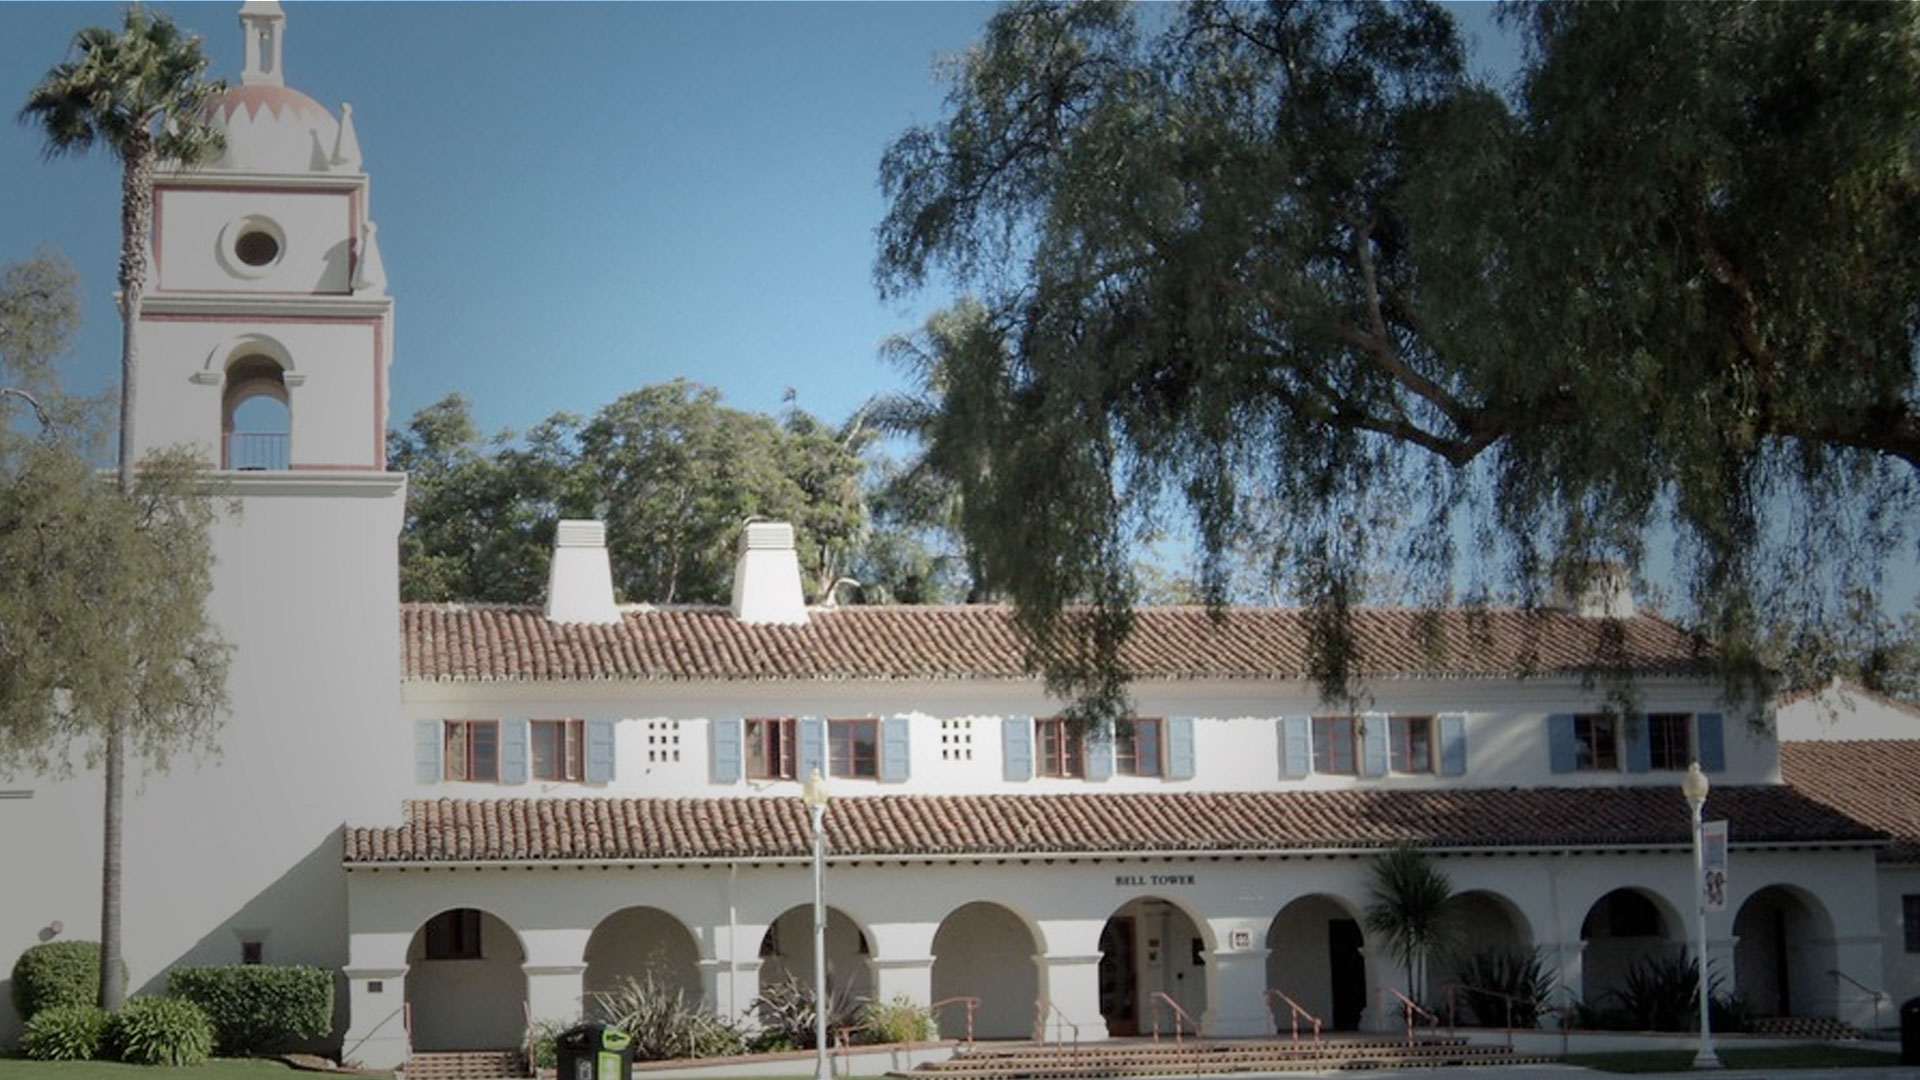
<box><xmin>223</xmin><ymin>431</ymin><xmax>289</xmax><ymax>471</ymax></box>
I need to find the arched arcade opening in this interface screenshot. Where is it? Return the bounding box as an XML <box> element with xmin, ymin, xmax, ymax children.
<box><xmin>930</xmin><ymin>901</ymin><xmax>1039</xmax><ymax>1040</ymax></box>
<box><xmin>404</xmin><ymin>907</ymin><xmax>526</xmax><ymax>1051</ymax></box>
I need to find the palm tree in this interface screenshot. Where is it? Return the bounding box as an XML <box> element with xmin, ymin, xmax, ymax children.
<box><xmin>21</xmin><ymin>6</ymin><xmax>224</xmax><ymax>1011</ymax></box>
<box><xmin>1364</xmin><ymin>842</ymin><xmax>1459</xmax><ymax>1002</ymax></box>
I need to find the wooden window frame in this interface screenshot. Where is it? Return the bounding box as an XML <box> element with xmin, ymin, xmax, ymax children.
<box><xmin>829</xmin><ymin>717</ymin><xmax>879</xmax><ymax>779</ymax></box>
<box><xmin>532</xmin><ymin>718</ymin><xmax>585</xmax><ymax>782</ymax></box>
<box><xmin>1574</xmin><ymin>714</ymin><xmax>1620</xmax><ymax>771</ymax></box>
<box><xmin>444</xmin><ymin>720</ymin><xmax>499</xmax><ymax>782</ymax></box>
<box><xmin>423</xmin><ymin>908</ymin><xmax>483</xmax><ymax>961</ymax></box>
<box><xmin>1647</xmin><ymin>713</ymin><xmax>1692</xmax><ymax>771</ymax></box>
<box><xmin>1390</xmin><ymin>715</ymin><xmax>1435</xmax><ymax>774</ymax></box>
<box><xmin>1036</xmin><ymin>717</ymin><xmax>1084</xmax><ymax>778</ymax></box>
<box><xmin>746</xmin><ymin>717</ymin><xmax>799</xmax><ymax>781</ymax></box>
<box><xmin>1312</xmin><ymin>716</ymin><xmax>1358</xmax><ymax>775</ymax></box>
<box><xmin>1116</xmin><ymin>717</ymin><xmax>1163</xmax><ymax>777</ymax></box>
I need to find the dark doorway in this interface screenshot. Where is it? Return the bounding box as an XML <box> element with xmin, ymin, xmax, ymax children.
<box><xmin>1099</xmin><ymin>917</ymin><xmax>1138</xmax><ymax>1035</ymax></box>
<box><xmin>1329</xmin><ymin>918</ymin><xmax>1366</xmax><ymax>1031</ymax></box>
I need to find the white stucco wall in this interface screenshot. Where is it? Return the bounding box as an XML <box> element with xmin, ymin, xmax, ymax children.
<box><xmin>399</xmin><ymin>675</ymin><xmax>1771</xmax><ymax>803</ymax></box>
<box><xmin>0</xmin><ymin>475</ymin><xmax>405</xmax><ymax>1048</ymax></box>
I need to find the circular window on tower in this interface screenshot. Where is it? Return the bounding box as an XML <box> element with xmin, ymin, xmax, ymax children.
<box><xmin>218</xmin><ymin>215</ymin><xmax>286</xmax><ymax>279</ymax></box>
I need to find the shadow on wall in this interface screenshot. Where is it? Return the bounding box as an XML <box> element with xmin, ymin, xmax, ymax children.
<box><xmin>161</xmin><ymin>828</ymin><xmax>352</xmax><ymax>1056</ymax></box>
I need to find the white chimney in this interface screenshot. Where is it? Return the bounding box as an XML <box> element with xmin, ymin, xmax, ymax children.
<box><xmin>544</xmin><ymin>519</ymin><xmax>621</xmax><ymax>624</ymax></box>
<box><xmin>730</xmin><ymin>522</ymin><xmax>808</xmax><ymax>625</ymax></box>
<box><xmin>1556</xmin><ymin>561</ymin><xmax>1636</xmax><ymax>619</ymax></box>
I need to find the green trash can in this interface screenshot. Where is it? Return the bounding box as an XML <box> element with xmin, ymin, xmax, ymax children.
<box><xmin>556</xmin><ymin>1023</ymin><xmax>633</xmax><ymax>1080</ymax></box>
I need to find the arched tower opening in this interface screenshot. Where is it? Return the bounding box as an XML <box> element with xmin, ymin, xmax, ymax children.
<box><xmin>222</xmin><ymin>353</ymin><xmax>290</xmax><ymax>469</ymax></box>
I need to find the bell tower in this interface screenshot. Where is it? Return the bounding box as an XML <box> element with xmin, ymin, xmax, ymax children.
<box><xmin>139</xmin><ymin>0</ymin><xmax>390</xmax><ymax>471</ymax></box>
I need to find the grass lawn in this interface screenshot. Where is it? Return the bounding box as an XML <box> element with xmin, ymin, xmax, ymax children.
<box><xmin>0</xmin><ymin>1061</ymin><xmax>301</xmax><ymax>1080</ymax></box>
<box><xmin>1567</xmin><ymin>1043</ymin><xmax>1901</xmax><ymax>1072</ymax></box>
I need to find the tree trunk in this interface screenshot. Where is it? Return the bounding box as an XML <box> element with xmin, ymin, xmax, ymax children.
<box><xmin>99</xmin><ymin>135</ymin><xmax>154</xmax><ymax>1014</ymax></box>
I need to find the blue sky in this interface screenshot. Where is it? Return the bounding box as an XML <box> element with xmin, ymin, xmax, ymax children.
<box><xmin>0</xmin><ymin>1</ymin><xmax>1518</xmax><ymax>445</ymax></box>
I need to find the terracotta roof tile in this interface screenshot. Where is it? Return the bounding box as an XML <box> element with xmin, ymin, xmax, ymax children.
<box><xmin>344</xmin><ymin>785</ymin><xmax>1877</xmax><ymax>865</ymax></box>
<box><xmin>1782</xmin><ymin>740</ymin><xmax>1920</xmax><ymax>862</ymax></box>
<box><xmin>401</xmin><ymin>605</ymin><xmax>1710</xmax><ymax>683</ymax></box>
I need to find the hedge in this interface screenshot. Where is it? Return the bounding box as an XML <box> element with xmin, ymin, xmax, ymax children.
<box><xmin>10</xmin><ymin>941</ymin><xmax>123</xmax><ymax>1021</ymax></box>
<box><xmin>166</xmin><ymin>964</ymin><xmax>334</xmax><ymax>1055</ymax></box>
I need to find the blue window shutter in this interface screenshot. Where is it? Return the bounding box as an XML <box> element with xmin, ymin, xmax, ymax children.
<box><xmin>711</xmin><ymin>717</ymin><xmax>743</xmax><ymax>784</ymax></box>
<box><xmin>1696</xmin><ymin>712</ymin><xmax>1726</xmax><ymax>773</ymax></box>
<box><xmin>1167</xmin><ymin>716</ymin><xmax>1196</xmax><ymax>780</ymax></box>
<box><xmin>1438</xmin><ymin>713</ymin><xmax>1468</xmax><ymax>777</ymax></box>
<box><xmin>880</xmin><ymin>716</ymin><xmax>911</xmax><ymax>782</ymax></box>
<box><xmin>1085</xmin><ymin>728</ymin><xmax>1114</xmax><ymax>781</ymax></box>
<box><xmin>501</xmin><ymin>718</ymin><xmax>530</xmax><ymax>784</ymax></box>
<box><xmin>1623</xmin><ymin>715</ymin><xmax>1652</xmax><ymax>773</ymax></box>
<box><xmin>799</xmin><ymin>716</ymin><xmax>826</xmax><ymax>779</ymax></box>
<box><xmin>1280</xmin><ymin>716</ymin><xmax>1311</xmax><ymax>780</ymax></box>
<box><xmin>1548</xmin><ymin>714</ymin><xmax>1577</xmax><ymax>773</ymax></box>
<box><xmin>585</xmin><ymin>718</ymin><xmax>616</xmax><ymax>783</ymax></box>
<box><xmin>1003</xmin><ymin>716</ymin><xmax>1033</xmax><ymax>781</ymax></box>
<box><xmin>415</xmin><ymin>720</ymin><xmax>443</xmax><ymax>784</ymax></box>
<box><xmin>1361</xmin><ymin>712</ymin><xmax>1389</xmax><ymax>778</ymax></box>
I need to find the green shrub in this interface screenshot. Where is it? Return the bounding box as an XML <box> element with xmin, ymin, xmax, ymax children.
<box><xmin>167</xmin><ymin>964</ymin><xmax>334</xmax><ymax>1055</ymax></box>
<box><xmin>1454</xmin><ymin>946</ymin><xmax>1555</xmax><ymax>1028</ymax></box>
<box><xmin>1614</xmin><ymin>949</ymin><xmax>1707</xmax><ymax>1032</ymax></box>
<box><xmin>590</xmin><ymin>971</ymin><xmax>744</xmax><ymax>1061</ymax></box>
<box><xmin>11</xmin><ymin>941</ymin><xmax>123</xmax><ymax>1020</ymax></box>
<box><xmin>105</xmin><ymin>995</ymin><xmax>216</xmax><ymax>1066</ymax></box>
<box><xmin>857</xmin><ymin>995</ymin><xmax>936</xmax><ymax>1045</ymax></box>
<box><xmin>528</xmin><ymin>1017</ymin><xmax>571</xmax><ymax>1071</ymax></box>
<box><xmin>748</xmin><ymin>975</ymin><xmax>862</xmax><ymax>1053</ymax></box>
<box><xmin>18</xmin><ymin>1004</ymin><xmax>110</xmax><ymax>1061</ymax></box>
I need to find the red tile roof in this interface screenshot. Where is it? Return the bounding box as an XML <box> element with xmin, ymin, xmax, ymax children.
<box><xmin>344</xmin><ymin>786</ymin><xmax>1877</xmax><ymax>865</ymax></box>
<box><xmin>1782</xmin><ymin>740</ymin><xmax>1920</xmax><ymax>862</ymax></box>
<box><xmin>401</xmin><ymin>604</ymin><xmax>1710</xmax><ymax>683</ymax></box>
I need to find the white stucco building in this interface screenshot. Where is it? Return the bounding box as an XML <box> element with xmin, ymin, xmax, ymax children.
<box><xmin>0</xmin><ymin>3</ymin><xmax>1902</xmax><ymax>1070</ymax></box>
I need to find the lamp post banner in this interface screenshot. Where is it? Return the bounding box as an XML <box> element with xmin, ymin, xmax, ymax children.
<box><xmin>1701</xmin><ymin>820</ymin><xmax>1729</xmax><ymax>912</ymax></box>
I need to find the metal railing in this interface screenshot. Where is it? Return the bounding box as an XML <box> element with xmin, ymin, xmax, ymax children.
<box><xmin>1147</xmin><ymin>991</ymin><xmax>1196</xmax><ymax>1046</ymax></box>
<box><xmin>1033</xmin><ymin>997</ymin><xmax>1080</xmax><ymax>1048</ymax></box>
<box><xmin>1435</xmin><ymin>981</ymin><xmax>1547</xmax><ymax>1047</ymax></box>
<box><xmin>1829</xmin><ymin>967</ymin><xmax>1891</xmax><ymax>1032</ymax></box>
<box><xmin>1377</xmin><ymin>986</ymin><xmax>1440</xmax><ymax>1047</ymax></box>
<box><xmin>1264</xmin><ymin>988</ymin><xmax>1323</xmax><ymax>1045</ymax></box>
<box><xmin>223</xmin><ymin>430</ymin><xmax>289</xmax><ymax>470</ymax></box>
<box><xmin>930</xmin><ymin>995</ymin><xmax>980</xmax><ymax>1048</ymax></box>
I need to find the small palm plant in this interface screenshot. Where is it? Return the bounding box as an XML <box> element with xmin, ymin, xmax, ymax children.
<box><xmin>1364</xmin><ymin>843</ymin><xmax>1459</xmax><ymax>1001</ymax></box>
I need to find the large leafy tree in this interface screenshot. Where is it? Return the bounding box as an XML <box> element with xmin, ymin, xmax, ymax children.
<box><xmin>875</xmin><ymin>0</ymin><xmax>1920</xmax><ymax>718</ymax></box>
<box><xmin>21</xmin><ymin>8</ymin><xmax>226</xmax><ymax>1009</ymax></box>
<box><xmin>396</xmin><ymin>381</ymin><xmax>875</xmax><ymax>608</ymax></box>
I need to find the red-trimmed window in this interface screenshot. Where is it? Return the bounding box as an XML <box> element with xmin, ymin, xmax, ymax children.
<box><xmin>444</xmin><ymin>720</ymin><xmax>499</xmax><ymax>782</ymax></box>
<box><xmin>1116</xmin><ymin>717</ymin><xmax>1163</xmax><ymax>777</ymax></box>
<box><xmin>829</xmin><ymin>718</ymin><xmax>878</xmax><ymax>779</ymax></box>
<box><xmin>1312</xmin><ymin>716</ymin><xmax>1358</xmax><ymax>775</ymax></box>
<box><xmin>747</xmin><ymin>717</ymin><xmax>799</xmax><ymax>780</ymax></box>
<box><xmin>1390</xmin><ymin>715</ymin><xmax>1434</xmax><ymax>774</ymax></box>
<box><xmin>1037</xmin><ymin>718</ymin><xmax>1084</xmax><ymax>778</ymax></box>
<box><xmin>533</xmin><ymin>719</ymin><xmax>585</xmax><ymax>781</ymax></box>
<box><xmin>1648</xmin><ymin>713</ymin><xmax>1691</xmax><ymax>771</ymax></box>
<box><xmin>1575</xmin><ymin>714</ymin><xmax>1619</xmax><ymax>771</ymax></box>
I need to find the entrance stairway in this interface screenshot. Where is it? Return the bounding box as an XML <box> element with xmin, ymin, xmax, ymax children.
<box><xmin>402</xmin><ymin>1050</ymin><xmax>530</xmax><ymax>1080</ymax></box>
<box><xmin>1745</xmin><ymin>1016</ymin><xmax>1864</xmax><ymax>1040</ymax></box>
<box><xmin>889</xmin><ymin>1036</ymin><xmax>1557</xmax><ymax>1078</ymax></box>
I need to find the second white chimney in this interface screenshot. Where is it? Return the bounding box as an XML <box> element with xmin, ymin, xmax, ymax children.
<box><xmin>731</xmin><ymin>521</ymin><xmax>808</xmax><ymax>625</ymax></box>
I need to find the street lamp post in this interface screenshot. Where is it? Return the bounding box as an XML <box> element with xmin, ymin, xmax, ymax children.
<box><xmin>1682</xmin><ymin>762</ymin><xmax>1720</xmax><ymax>1070</ymax></box>
<box><xmin>802</xmin><ymin>769</ymin><xmax>832</xmax><ymax>1080</ymax></box>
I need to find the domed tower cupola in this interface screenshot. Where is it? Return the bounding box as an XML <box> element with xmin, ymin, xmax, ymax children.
<box><xmin>207</xmin><ymin>0</ymin><xmax>360</xmax><ymax>174</ymax></box>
